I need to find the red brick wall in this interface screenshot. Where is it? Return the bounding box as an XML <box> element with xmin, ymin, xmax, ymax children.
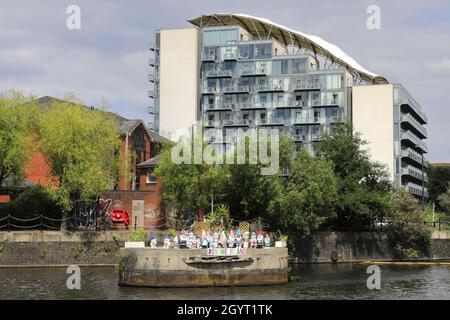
<box><xmin>24</xmin><ymin>152</ymin><xmax>57</xmax><ymax>186</ymax></box>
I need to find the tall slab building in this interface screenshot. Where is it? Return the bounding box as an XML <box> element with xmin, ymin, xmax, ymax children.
<box><xmin>148</xmin><ymin>13</ymin><xmax>428</xmax><ymax>199</ymax></box>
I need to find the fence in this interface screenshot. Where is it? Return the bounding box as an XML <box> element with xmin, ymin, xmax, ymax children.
<box><xmin>424</xmin><ymin>218</ymin><xmax>450</xmax><ymax>231</ymax></box>
<box><xmin>0</xmin><ymin>214</ymin><xmax>67</xmax><ymax>231</ymax></box>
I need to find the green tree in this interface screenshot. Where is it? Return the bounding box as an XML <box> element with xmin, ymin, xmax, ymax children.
<box><xmin>0</xmin><ymin>90</ymin><xmax>37</xmax><ymax>188</ymax></box>
<box><xmin>316</xmin><ymin>123</ymin><xmax>392</xmax><ymax>230</ymax></box>
<box><xmin>428</xmin><ymin>165</ymin><xmax>450</xmax><ymax>212</ymax></box>
<box><xmin>387</xmin><ymin>189</ymin><xmax>430</xmax><ymax>258</ymax></box>
<box><xmin>268</xmin><ymin>148</ymin><xmax>337</xmax><ymax>242</ymax></box>
<box><xmin>37</xmin><ymin>94</ymin><xmax>122</xmax><ymax>211</ymax></box>
<box><xmin>437</xmin><ymin>182</ymin><xmax>450</xmax><ymax>214</ymax></box>
<box><xmin>154</xmin><ymin>136</ymin><xmax>225</xmax><ymax>222</ymax></box>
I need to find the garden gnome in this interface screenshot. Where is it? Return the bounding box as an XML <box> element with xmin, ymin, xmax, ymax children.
<box><xmin>150</xmin><ymin>234</ymin><xmax>157</xmax><ymax>248</ymax></box>
<box><xmin>201</xmin><ymin>230</ymin><xmax>208</xmax><ymax>248</ymax></box>
<box><xmin>235</xmin><ymin>229</ymin><xmax>242</xmax><ymax>249</ymax></box>
<box><xmin>173</xmin><ymin>235</ymin><xmax>179</xmax><ymax>249</ymax></box>
<box><xmin>243</xmin><ymin>231</ymin><xmax>250</xmax><ymax>248</ymax></box>
<box><xmin>256</xmin><ymin>229</ymin><xmax>264</xmax><ymax>248</ymax></box>
<box><xmin>250</xmin><ymin>232</ymin><xmax>257</xmax><ymax>248</ymax></box>
<box><xmin>219</xmin><ymin>231</ymin><xmax>228</xmax><ymax>248</ymax></box>
<box><xmin>179</xmin><ymin>230</ymin><xmax>187</xmax><ymax>249</ymax></box>
<box><xmin>191</xmin><ymin>232</ymin><xmax>198</xmax><ymax>249</ymax></box>
<box><xmin>213</xmin><ymin>232</ymin><xmax>219</xmax><ymax>248</ymax></box>
<box><xmin>228</xmin><ymin>229</ymin><xmax>235</xmax><ymax>248</ymax></box>
<box><xmin>206</xmin><ymin>231</ymin><xmax>213</xmax><ymax>248</ymax></box>
<box><xmin>164</xmin><ymin>234</ymin><xmax>171</xmax><ymax>249</ymax></box>
<box><xmin>264</xmin><ymin>233</ymin><xmax>271</xmax><ymax>248</ymax></box>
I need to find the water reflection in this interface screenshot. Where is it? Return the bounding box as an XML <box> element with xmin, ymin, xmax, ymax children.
<box><xmin>0</xmin><ymin>264</ymin><xmax>448</xmax><ymax>300</ymax></box>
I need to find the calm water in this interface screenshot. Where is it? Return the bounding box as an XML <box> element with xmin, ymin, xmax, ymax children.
<box><xmin>0</xmin><ymin>264</ymin><xmax>449</xmax><ymax>300</ymax></box>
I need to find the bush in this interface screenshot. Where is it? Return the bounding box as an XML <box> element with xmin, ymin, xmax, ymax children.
<box><xmin>128</xmin><ymin>229</ymin><xmax>146</xmax><ymax>242</ymax></box>
<box><xmin>0</xmin><ymin>186</ymin><xmax>62</xmax><ymax>229</ymax></box>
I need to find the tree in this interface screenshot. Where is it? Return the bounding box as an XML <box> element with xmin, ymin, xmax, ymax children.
<box><xmin>37</xmin><ymin>95</ymin><xmax>122</xmax><ymax>211</ymax></box>
<box><xmin>220</xmin><ymin>133</ymin><xmax>293</xmax><ymax>221</ymax></box>
<box><xmin>316</xmin><ymin>123</ymin><xmax>392</xmax><ymax>230</ymax></box>
<box><xmin>387</xmin><ymin>189</ymin><xmax>430</xmax><ymax>258</ymax></box>
<box><xmin>154</xmin><ymin>137</ymin><xmax>225</xmax><ymax>222</ymax></box>
<box><xmin>437</xmin><ymin>182</ymin><xmax>450</xmax><ymax>214</ymax></box>
<box><xmin>428</xmin><ymin>165</ymin><xmax>450</xmax><ymax>212</ymax></box>
<box><xmin>0</xmin><ymin>90</ymin><xmax>37</xmax><ymax>188</ymax></box>
<box><xmin>268</xmin><ymin>148</ymin><xmax>337</xmax><ymax>242</ymax></box>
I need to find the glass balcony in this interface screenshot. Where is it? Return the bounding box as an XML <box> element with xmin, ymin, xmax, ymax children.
<box><xmin>148</xmin><ymin>74</ymin><xmax>155</xmax><ymax>82</ymax></box>
<box><xmin>148</xmin><ymin>58</ymin><xmax>155</xmax><ymax>67</ymax></box>
<box><xmin>148</xmin><ymin>90</ymin><xmax>154</xmax><ymax>98</ymax></box>
<box><xmin>401</xmin><ymin>148</ymin><xmax>428</xmax><ymax>167</ymax></box>
<box><xmin>257</xmin><ymin>83</ymin><xmax>285</xmax><ymax>92</ymax></box>
<box><xmin>202</xmin><ymin>52</ymin><xmax>217</xmax><ymax>62</ymax></box>
<box><xmin>149</xmin><ymin>42</ymin><xmax>155</xmax><ymax>51</ymax></box>
<box><xmin>400</xmin><ymin>97</ymin><xmax>427</xmax><ymax>124</ymax></box>
<box><xmin>201</xmin><ymin>86</ymin><xmax>219</xmax><ymax>95</ymax></box>
<box><xmin>400</xmin><ymin>130</ymin><xmax>428</xmax><ymax>153</ymax></box>
<box><xmin>204</xmin><ymin>103</ymin><xmax>234</xmax><ymax>111</ymax></box>
<box><xmin>401</xmin><ymin>165</ymin><xmax>428</xmax><ymax>182</ymax></box>
<box><xmin>293</xmin><ymin>81</ymin><xmax>321</xmax><ymax>91</ymax></box>
<box><xmin>222</xmin><ymin>84</ymin><xmax>250</xmax><ymax>94</ymax></box>
<box><xmin>147</xmin><ymin>106</ymin><xmax>154</xmax><ymax>114</ymax></box>
<box><xmin>205</xmin><ymin>69</ymin><xmax>233</xmax><ymax>78</ymax></box>
<box><xmin>400</xmin><ymin>113</ymin><xmax>427</xmax><ymax>138</ymax></box>
<box><xmin>403</xmin><ymin>182</ymin><xmax>428</xmax><ymax>197</ymax></box>
<box><xmin>311</xmin><ymin>98</ymin><xmax>340</xmax><ymax>108</ymax></box>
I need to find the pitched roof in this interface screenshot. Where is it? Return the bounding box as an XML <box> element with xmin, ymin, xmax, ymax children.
<box><xmin>136</xmin><ymin>154</ymin><xmax>161</xmax><ymax>168</ymax></box>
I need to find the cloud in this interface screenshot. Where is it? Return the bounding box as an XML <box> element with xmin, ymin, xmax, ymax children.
<box><xmin>0</xmin><ymin>0</ymin><xmax>449</xmax><ymax>162</ymax></box>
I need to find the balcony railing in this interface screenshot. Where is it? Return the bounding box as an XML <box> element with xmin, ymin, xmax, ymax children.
<box><xmin>148</xmin><ymin>74</ymin><xmax>155</xmax><ymax>82</ymax></box>
<box><xmin>403</xmin><ymin>182</ymin><xmax>428</xmax><ymax>197</ymax></box>
<box><xmin>257</xmin><ymin>83</ymin><xmax>285</xmax><ymax>92</ymax></box>
<box><xmin>400</xmin><ymin>130</ymin><xmax>428</xmax><ymax>153</ymax></box>
<box><xmin>205</xmin><ymin>69</ymin><xmax>233</xmax><ymax>78</ymax></box>
<box><xmin>400</xmin><ymin>113</ymin><xmax>427</xmax><ymax>138</ymax></box>
<box><xmin>222</xmin><ymin>85</ymin><xmax>249</xmax><ymax>94</ymax></box>
<box><xmin>400</xmin><ymin>97</ymin><xmax>427</xmax><ymax>124</ymax></box>
<box><xmin>148</xmin><ymin>58</ymin><xmax>155</xmax><ymax>67</ymax></box>
<box><xmin>401</xmin><ymin>165</ymin><xmax>428</xmax><ymax>182</ymax></box>
<box><xmin>293</xmin><ymin>81</ymin><xmax>321</xmax><ymax>91</ymax></box>
<box><xmin>148</xmin><ymin>90</ymin><xmax>154</xmax><ymax>98</ymax></box>
<box><xmin>311</xmin><ymin>98</ymin><xmax>340</xmax><ymax>108</ymax></box>
<box><xmin>223</xmin><ymin>52</ymin><xmax>238</xmax><ymax>60</ymax></box>
<box><xmin>149</xmin><ymin>42</ymin><xmax>155</xmax><ymax>51</ymax></box>
<box><xmin>202</xmin><ymin>53</ymin><xmax>217</xmax><ymax>62</ymax></box>
<box><xmin>202</xmin><ymin>86</ymin><xmax>219</xmax><ymax>94</ymax></box>
<box><xmin>401</xmin><ymin>148</ymin><xmax>428</xmax><ymax>166</ymax></box>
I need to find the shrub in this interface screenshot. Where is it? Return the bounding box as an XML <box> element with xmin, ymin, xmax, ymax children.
<box><xmin>128</xmin><ymin>229</ymin><xmax>146</xmax><ymax>242</ymax></box>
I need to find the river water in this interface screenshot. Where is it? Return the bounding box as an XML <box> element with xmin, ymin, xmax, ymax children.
<box><xmin>0</xmin><ymin>264</ymin><xmax>449</xmax><ymax>300</ymax></box>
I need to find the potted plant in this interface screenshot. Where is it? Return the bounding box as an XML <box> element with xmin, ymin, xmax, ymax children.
<box><xmin>125</xmin><ymin>230</ymin><xmax>146</xmax><ymax>248</ymax></box>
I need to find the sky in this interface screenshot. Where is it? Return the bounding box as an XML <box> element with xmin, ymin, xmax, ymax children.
<box><xmin>0</xmin><ymin>0</ymin><xmax>449</xmax><ymax>162</ymax></box>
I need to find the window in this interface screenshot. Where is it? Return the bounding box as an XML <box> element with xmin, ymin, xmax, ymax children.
<box><xmin>203</xmin><ymin>28</ymin><xmax>237</xmax><ymax>46</ymax></box>
<box><xmin>255</xmin><ymin>43</ymin><xmax>272</xmax><ymax>59</ymax></box>
<box><xmin>239</xmin><ymin>44</ymin><xmax>254</xmax><ymax>59</ymax></box>
<box><xmin>146</xmin><ymin>168</ymin><xmax>157</xmax><ymax>184</ymax></box>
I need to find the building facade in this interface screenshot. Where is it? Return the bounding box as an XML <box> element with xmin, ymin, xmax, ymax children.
<box><xmin>148</xmin><ymin>14</ymin><xmax>428</xmax><ymax>198</ymax></box>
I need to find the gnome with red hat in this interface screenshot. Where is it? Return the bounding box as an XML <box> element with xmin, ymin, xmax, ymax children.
<box><xmin>256</xmin><ymin>229</ymin><xmax>264</xmax><ymax>248</ymax></box>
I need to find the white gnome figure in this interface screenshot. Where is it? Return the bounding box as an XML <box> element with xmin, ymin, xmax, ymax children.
<box><xmin>206</xmin><ymin>231</ymin><xmax>213</xmax><ymax>248</ymax></box>
<box><xmin>173</xmin><ymin>235</ymin><xmax>179</xmax><ymax>249</ymax></box>
<box><xmin>256</xmin><ymin>229</ymin><xmax>264</xmax><ymax>248</ymax></box>
<box><xmin>164</xmin><ymin>234</ymin><xmax>171</xmax><ymax>249</ymax></box>
<box><xmin>264</xmin><ymin>233</ymin><xmax>271</xmax><ymax>248</ymax></box>
<box><xmin>201</xmin><ymin>230</ymin><xmax>208</xmax><ymax>248</ymax></box>
<box><xmin>150</xmin><ymin>234</ymin><xmax>157</xmax><ymax>248</ymax></box>
<box><xmin>179</xmin><ymin>230</ymin><xmax>187</xmax><ymax>249</ymax></box>
<box><xmin>235</xmin><ymin>229</ymin><xmax>242</xmax><ymax>249</ymax></box>
<box><xmin>191</xmin><ymin>233</ymin><xmax>198</xmax><ymax>249</ymax></box>
<box><xmin>187</xmin><ymin>231</ymin><xmax>194</xmax><ymax>249</ymax></box>
<box><xmin>213</xmin><ymin>232</ymin><xmax>219</xmax><ymax>248</ymax></box>
<box><xmin>219</xmin><ymin>231</ymin><xmax>227</xmax><ymax>248</ymax></box>
<box><xmin>243</xmin><ymin>231</ymin><xmax>250</xmax><ymax>249</ymax></box>
<box><xmin>250</xmin><ymin>232</ymin><xmax>257</xmax><ymax>248</ymax></box>
<box><xmin>228</xmin><ymin>229</ymin><xmax>235</xmax><ymax>248</ymax></box>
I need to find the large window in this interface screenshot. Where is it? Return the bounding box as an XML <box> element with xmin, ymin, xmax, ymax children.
<box><xmin>255</xmin><ymin>43</ymin><xmax>272</xmax><ymax>59</ymax></box>
<box><xmin>203</xmin><ymin>28</ymin><xmax>237</xmax><ymax>46</ymax></box>
<box><xmin>238</xmin><ymin>44</ymin><xmax>254</xmax><ymax>59</ymax></box>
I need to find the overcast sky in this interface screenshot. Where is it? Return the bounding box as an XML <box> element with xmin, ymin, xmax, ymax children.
<box><xmin>0</xmin><ymin>0</ymin><xmax>449</xmax><ymax>162</ymax></box>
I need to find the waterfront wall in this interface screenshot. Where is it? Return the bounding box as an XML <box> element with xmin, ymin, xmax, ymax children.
<box><xmin>119</xmin><ymin>247</ymin><xmax>288</xmax><ymax>287</ymax></box>
<box><xmin>292</xmin><ymin>231</ymin><xmax>450</xmax><ymax>263</ymax></box>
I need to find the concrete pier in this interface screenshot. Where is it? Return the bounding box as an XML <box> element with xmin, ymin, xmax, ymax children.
<box><xmin>118</xmin><ymin>247</ymin><xmax>288</xmax><ymax>287</ymax></box>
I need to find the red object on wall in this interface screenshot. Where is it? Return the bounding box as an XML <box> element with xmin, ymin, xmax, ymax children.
<box><xmin>0</xmin><ymin>195</ymin><xmax>11</xmax><ymax>203</ymax></box>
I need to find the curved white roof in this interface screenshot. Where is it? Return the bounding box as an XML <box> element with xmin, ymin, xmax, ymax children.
<box><xmin>189</xmin><ymin>13</ymin><xmax>387</xmax><ymax>84</ymax></box>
